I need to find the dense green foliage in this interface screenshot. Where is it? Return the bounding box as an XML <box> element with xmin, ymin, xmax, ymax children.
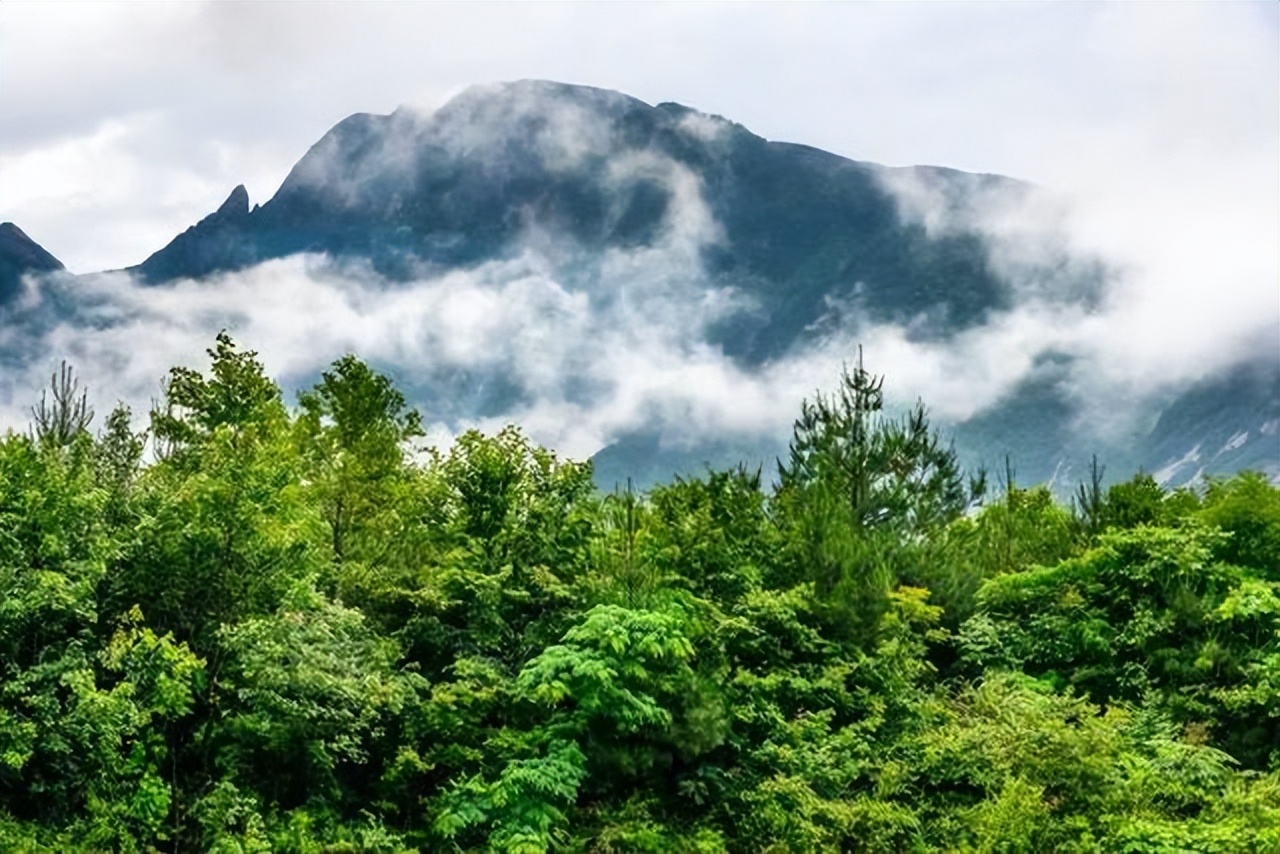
<box><xmin>2</xmin><ymin>335</ymin><xmax>1276</xmax><ymax>853</ymax></box>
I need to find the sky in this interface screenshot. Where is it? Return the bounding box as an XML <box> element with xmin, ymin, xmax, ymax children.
<box><xmin>0</xmin><ymin>2</ymin><xmax>1277</xmax><ymax>468</ymax></box>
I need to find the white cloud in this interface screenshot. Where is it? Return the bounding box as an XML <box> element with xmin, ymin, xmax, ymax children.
<box><xmin>0</xmin><ymin>3</ymin><xmax>1275</xmax><ymax>475</ymax></box>
<box><xmin>0</xmin><ymin>155</ymin><xmax>758</xmax><ymax>458</ymax></box>
<box><xmin>0</xmin><ymin>113</ymin><xmax>294</xmax><ymax>272</ymax></box>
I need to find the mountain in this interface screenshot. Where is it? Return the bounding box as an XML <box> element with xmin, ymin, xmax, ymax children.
<box><xmin>133</xmin><ymin>81</ymin><xmax>1080</xmax><ymax>367</ymax></box>
<box><xmin>0</xmin><ymin>222</ymin><xmax>65</xmax><ymax>304</ymax></box>
<box><xmin>1145</xmin><ymin>358</ymin><xmax>1280</xmax><ymax>485</ymax></box>
<box><xmin>4</xmin><ymin>81</ymin><xmax>1276</xmax><ymax>490</ymax></box>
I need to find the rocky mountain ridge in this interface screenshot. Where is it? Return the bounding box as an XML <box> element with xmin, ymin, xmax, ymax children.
<box><xmin>2</xmin><ymin>80</ymin><xmax>1275</xmax><ymax>488</ymax></box>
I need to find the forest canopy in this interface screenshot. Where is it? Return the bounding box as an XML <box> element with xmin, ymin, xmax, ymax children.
<box><xmin>1</xmin><ymin>334</ymin><xmax>1277</xmax><ymax>854</ymax></box>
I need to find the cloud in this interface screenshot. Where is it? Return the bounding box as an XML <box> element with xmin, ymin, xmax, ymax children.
<box><xmin>0</xmin><ymin>182</ymin><xmax>1241</xmax><ymax>482</ymax></box>
<box><xmin>0</xmin><ymin>113</ymin><xmax>295</xmax><ymax>273</ymax></box>
<box><xmin>0</xmin><ymin>156</ymin><xmax>763</xmax><ymax>458</ymax></box>
<box><xmin>5</xmin><ymin>4</ymin><xmax>1273</xmax><ymax>264</ymax></box>
<box><xmin>2</xmin><ymin>144</ymin><xmax>1045</xmax><ymax>462</ymax></box>
<box><xmin>871</xmin><ymin>15</ymin><xmax>1280</xmax><ymax>424</ymax></box>
<box><xmin>0</xmin><ymin>3</ymin><xmax>1274</xmax><ymax>478</ymax></box>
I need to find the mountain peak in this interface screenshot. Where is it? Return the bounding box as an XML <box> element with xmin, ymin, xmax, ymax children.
<box><xmin>194</xmin><ymin>184</ymin><xmax>250</xmax><ymax>229</ymax></box>
<box><xmin>215</xmin><ymin>184</ymin><xmax>250</xmax><ymax>219</ymax></box>
<box><xmin>130</xmin><ymin>186</ymin><xmax>254</xmax><ymax>283</ymax></box>
<box><xmin>447</xmin><ymin>78</ymin><xmax>650</xmax><ymax>111</ymax></box>
<box><xmin>132</xmin><ymin>79</ymin><xmax>1018</xmax><ymax>339</ymax></box>
<box><xmin>0</xmin><ymin>222</ymin><xmax>64</xmax><ymax>269</ymax></box>
<box><xmin>0</xmin><ymin>222</ymin><xmax>65</xmax><ymax>303</ymax></box>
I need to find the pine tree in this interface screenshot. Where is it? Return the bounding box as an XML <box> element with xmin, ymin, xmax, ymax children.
<box><xmin>30</xmin><ymin>360</ymin><xmax>93</xmax><ymax>447</ymax></box>
<box><xmin>776</xmin><ymin>350</ymin><xmax>982</xmax><ymax>640</ymax></box>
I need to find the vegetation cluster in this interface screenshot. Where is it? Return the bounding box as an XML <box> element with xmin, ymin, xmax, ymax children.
<box><xmin>1</xmin><ymin>335</ymin><xmax>1276</xmax><ymax>853</ymax></box>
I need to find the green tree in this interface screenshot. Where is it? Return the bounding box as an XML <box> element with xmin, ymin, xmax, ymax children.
<box><xmin>214</xmin><ymin>581</ymin><xmax>423</xmax><ymax>818</ymax></box>
<box><xmin>94</xmin><ymin>404</ymin><xmax>146</xmax><ymax>531</ymax></box>
<box><xmin>297</xmin><ymin>355</ymin><xmax>422</xmax><ymax>565</ymax></box>
<box><xmin>922</xmin><ymin>481</ymin><xmax>1079</xmax><ymax>633</ymax></box>
<box><xmin>775</xmin><ymin>354</ymin><xmax>981</xmax><ymax>643</ymax></box>
<box><xmin>961</xmin><ymin>523</ymin><xmax>1279</xmax><ymax>768</ymax></box>
<box><xmin>115</xmin><ymin>333</ymin><xmax>323</xmax><ymax>648</ymax></box>
<box><xmin>407</xmin><ymin>427</ymin><xmax>595</xmax><ymax>669</ymax></box>
<box><xmin>1197</xmin><ymin>471</ymin><xmax>1280</xmax><ymax>579</ymax></box>
<box><xmin>0</xmin><ymin>430</ymin><xmax>204</xmax><ymax>852</ymax></box>
<box><xmin>1100</xmin><ymin>472</ymin><xmax>1167</xmax><ymax>530</ymax></box>
<box><xmin>30</xmin><ymin>361</ymin><xmax>94</xmax><ymax>448</ymax></box>
<box><xmin>6</xmin><ymin>337</ymin><xmax>1276</xmax><ymax>853</ymax></box>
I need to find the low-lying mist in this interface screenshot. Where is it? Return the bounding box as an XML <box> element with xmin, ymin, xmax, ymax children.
<box><xmin>2</xmin><ymin>150</ymin><xmax>1275</xmax><ymax>489</ymax></box>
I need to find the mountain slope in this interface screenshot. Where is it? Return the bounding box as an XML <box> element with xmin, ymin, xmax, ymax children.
<box><xmin>132</xmin><ymin>80</ymin><xmax>1045</xmax><ymax>365</ymax></box>
<box><xmin>0</xmin><ymin>222</ymin><xmax>64</xmax><ymax>304</ymax></box>
<box><xmin>1145</xmin><ymin>358</ymin><xmax>1280</xmax><ymax>486</ymax></box>
<box><xmin>4</xmin><ymin>81</ymin><xmax>1274</xmax><ymax>490</ymax></box>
